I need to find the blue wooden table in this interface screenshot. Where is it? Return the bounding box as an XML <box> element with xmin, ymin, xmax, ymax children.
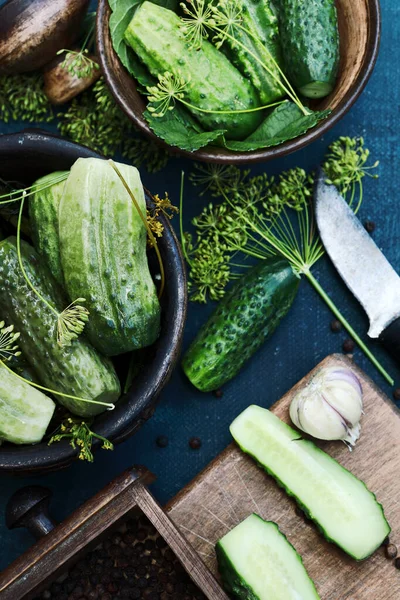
<box><xmin>1</xmin><ymin>0</ymin><xmax>399</xmax><ymax>572</ymax></box>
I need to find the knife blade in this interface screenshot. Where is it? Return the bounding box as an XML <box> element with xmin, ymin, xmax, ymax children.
<box><xmin>314</xmin><ymin>173</ymin><xmax>400</xmax><ymax>352</ymax></box>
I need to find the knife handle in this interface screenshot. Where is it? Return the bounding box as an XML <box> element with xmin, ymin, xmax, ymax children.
<box><xmin>379</xmin><ymin>317</ymin><xmax>400</xmax><ymax>365</ymax></box>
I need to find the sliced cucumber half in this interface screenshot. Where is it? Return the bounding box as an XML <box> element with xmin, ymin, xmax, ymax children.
<box><xmin>216</xmin><ymin>513</ymin><xmax>320</xmax><ymax>600</ymax></box>
<box><xmin>230</xmin><ymin>406</ymin><xmax>390</xmax><ymax>561</ymax></box>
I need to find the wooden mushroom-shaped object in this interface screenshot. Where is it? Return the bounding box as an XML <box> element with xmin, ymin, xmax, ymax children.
<box><xmin>43</xmin><ymin>50</ymin><xmax>101</xmax><ymax>105</ymax></box>
<box><xmin>0</xmin><ymin>0</ymin><xmax>90</xmax><ymax>74</ymax></box>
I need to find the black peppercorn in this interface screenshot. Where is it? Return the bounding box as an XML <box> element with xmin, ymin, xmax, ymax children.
<box><xmin>364</xmin><ymin>220</ymin><xmax>376</xmax><ymax>233</ymax></box>
<box><xmin>395</xmin><ymin>557</ymin><xmax>400</xmax><ymax>570</ymax></box>
<box><xmin>330</xmin><ymin>319</ymin><xmax>342</xmax><ymax>333</ymax></box>
<box><xmin>393</xmin><ymin>389</ymin><xmax>400</xmax><ymax>401</ymax></box>
<box><xmin>213</xmin><ymin>388</ymin><xmax>223</xmax><ymax>398</ymax></box>
<box><xmin>189</xmin><ymin>437</ymin><xmax>202</xmax><ymax>450</ymax></box>
<box><xmin>386</xmin><ymin>543</ymin><xmax>398</xmax><ymax>559</ymax></box>
<box><xmin>342</xmin><ymin>339</ymin><xmax>355</xmax><ymax>353</ymax></box>
<box><xmin>156</xmin><ymin>435</ymin><xmax>169</xmax><ymax>448</ymax></box>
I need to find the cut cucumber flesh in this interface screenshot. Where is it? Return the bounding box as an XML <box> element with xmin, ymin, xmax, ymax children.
<box><xmin>217</xmin><ymin>514</ymin><xmax>320</xmax><ymax>600</ymax></box>
<box><xmin>230</xmin><ymin>406</ymin><xmax>390</xmax><ymax>560</ymax></box>
<box><xmin>0</xmin><ymin>362</ymin><xmax>55</xmax><ymax>444</ymax></box>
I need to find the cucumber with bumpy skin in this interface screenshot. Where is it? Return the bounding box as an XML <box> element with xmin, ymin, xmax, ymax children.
<box><xmin>29</xmin><ymin>171</ymin><xmax>68</xmax><ymax>287</ymax></box>
<box><xmin>214</xmin><ymin>0</ymin><xmax>285</xmax><ymax>105</ymax></box>
<box><xmin>182</xmin><ymin>257</ymin><xmax>299</xmax><ymax>392</ymax></box>
<box><xmin>59</xmin><ymin>158</ymin><xmax>161</xmax><ymax>357</ymax></box>
<box><xmin>124</xmin><ymin>1</ymin><xmax>263</xmax><ymax>140</ymax></box>
<box><xmin>216</xmin><ymin>514</ymin><xmax>320</xmax><ymax>600</ymax></box>
<box><xmin>230</xmin><ymin>406</ymin><xmax>391</xmax><ymax>560</ymax></box>
<box><xmin>0</xmin><ymin>237</ymin><xmax>121</xmax><ymax>417</ymax></box>
<box><xmin>278</xmin><ymin>0</ymin><xmax>339</xmax><ymax>98</ymax></box>
<box><xmin>0</xmin><ymin>362</ymin><xmax>55</xmax><ymax>444</ymax></box>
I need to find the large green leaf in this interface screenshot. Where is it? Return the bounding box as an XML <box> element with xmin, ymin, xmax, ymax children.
<box><xmin>224</xmin><ymin>102</ymin><xmax>331</xmax><ymax>152</ymax></box>
<box><xmin>144</xmin><ymin>108</ymin><xmax>226</xmax><ymax>152</ymax></box>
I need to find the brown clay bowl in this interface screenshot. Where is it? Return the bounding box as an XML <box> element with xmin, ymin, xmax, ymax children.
<box><xmin>96</xmin><ymin>0</ymin><xmax>381</xmax><ymax>164</ymax></box>
<box><xmin>0</xmin><ymin>131</ymin><xmax>187</xmax><ymax>474</ymax></box>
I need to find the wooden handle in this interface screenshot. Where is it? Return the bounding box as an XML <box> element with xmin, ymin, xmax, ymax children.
<box><xmin>6</xmin><ymin>486</ymin><xmax>57</xmax><ymax>540</ymax></box>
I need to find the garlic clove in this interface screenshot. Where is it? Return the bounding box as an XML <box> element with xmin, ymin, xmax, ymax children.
<box><xmin>289</xmin><ymin>366</ymin><xmax>363</xmax><ymax>449</ymax></box>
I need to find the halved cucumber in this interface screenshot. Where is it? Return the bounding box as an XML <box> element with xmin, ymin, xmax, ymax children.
<box><xmin>230</xmin><ymin>406</ymin><xmax>390</xmax><ymax>560</ymax></box>
<box><xmin>217</xmin><ymin>514</ymin><xmax>319</xmax><ymax>600</ymax></box>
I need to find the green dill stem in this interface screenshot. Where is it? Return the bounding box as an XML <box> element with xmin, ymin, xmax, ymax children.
<box><xmin>211</xmin><ymin>24</ymin><xmax>310</xmax><ymax>116</ymax></box>
<box><xmin>108</xmin><ymin>160</ymin><xmax>165</xmax><ymax>298</ymax></box>
<box><xmin>179</xmin><ymin>171</ymin><xmax>192</xmax><ymax>266</ymax></box>
<box><xmin>305</xmin><ymin>270</ymin><xmax>394</xmax><ymax>386</ymax></box>
<box><xmin>0</xmin><ymin>173</ymin><xmax>68</xmax><ymax>205</ymax></box>
<box><xmin>17</xmin><ymin>195</ymin><xmax>59</xmax><ymax>319</ymax></box>
<box><xmin>0</xmin><ymin>360</ymin><xmax>116</xmax><ymax>409</ymax></box>
<box><xmin>178</xmin><ymin>98</ymin><xmax>285</xmax><ymax>115</ymax></box>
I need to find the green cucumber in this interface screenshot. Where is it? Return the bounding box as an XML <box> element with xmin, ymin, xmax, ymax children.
<box><xmin>216</xmin><ymin>514</ymin><xmax>320</xmax><ymax>600</ymax></box>
<box><xmin>124</xmin><ymin>1</ymin><xmax>263</xmax><ymax>140</ymax></box>
<box><xmin>214</xmin><ymin>0</ymin><xmax>285</xmax><ymax>105</ymax></box>
<box><xmin>0</xmin><ymin>362</ymin><xmax>55</xmax><ymax>444</ymax></box>
<box><xmin>29</xmin><ymin>171</ymin><xmax>68</xmax><ymax>287</ymax></box>
<box><xmin>0</xmin><ymin>237</ymin><xmax>121</xmax><ymax>417</ymax></box>
<box><xmin>230</xmin><ymin>406</ymin><xmax>391</xmax><ymax>560</ymax></box>
<box><xmin>278</xmin><ymin>0</ymin><xmax>339</xmax><ymax>98</ymax></box>
<box><xmin>182</xmin><ymin>257</ymin><xmax>299</xmax><ymax>392</ymax></box>
<box><xmin>59</xmin><ymin>158</ymin><xmax>161</xmax><ymax>357</ymax></box>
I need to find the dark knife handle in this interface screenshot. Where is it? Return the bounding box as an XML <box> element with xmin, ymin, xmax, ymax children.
<box><xmin>379</xmin><ymin>317</ymin><xmax>400</xmax><ymax>365</ymax></box>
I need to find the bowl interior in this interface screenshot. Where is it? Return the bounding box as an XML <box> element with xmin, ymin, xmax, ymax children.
<box><xmin>0</xmin><ymin>132</ymin><xmax>187</xmax><ymax>472</ymax></box>
<box><xmin>97</xmin><ymin>0</ymin><xmax>380</xmax><ymax>164</ymax></box>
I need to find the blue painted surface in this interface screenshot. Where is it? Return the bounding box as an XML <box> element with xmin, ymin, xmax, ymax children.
<box><xmin>0</xmin><ymin>0</ymin><xmax>399</xmax><ymax>573</ymax></box>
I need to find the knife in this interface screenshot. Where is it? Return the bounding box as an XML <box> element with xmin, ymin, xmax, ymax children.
<box><xmin>314</xmin><ymin>172</ymin><xmax>400</xmax><ymax>366</ymax></box>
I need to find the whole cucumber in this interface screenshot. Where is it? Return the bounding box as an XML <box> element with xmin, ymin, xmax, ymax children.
<box><xmin>278</xmin><ymin>0</ymin><xmax>339</xmax><ymax>98</ymax></box>
<box><xmin>59</xmin><ymin>158</ymin><xmax>160</xmax><ymax>356</ymax></box>
<box><xmin>214</xmin><ymin>0</ymin><xmax>285</xmax><ymax>105</ymax></box>
<box><xmin>0</xmin><ymin>362</ymin><xmax>55</xmax><ymax>445</ymax></box>
<box><xmin>182</xmin><ymin>257</ymin><xmax>299</xmax><ymax>392</ymax></box>
<box><xmin>29</xmin><ymin>171</ymin><xmax>68</xmax><ymax>287</ymax></box>
<box><xmin>124</xmin><ymin>1</ymin><xmax>263</xmax><ymax>140</ymax></box>
<box><xmin>0</xmin><ymin>237</ymin><xmax>121</xmax><ymax>417</ymax></box>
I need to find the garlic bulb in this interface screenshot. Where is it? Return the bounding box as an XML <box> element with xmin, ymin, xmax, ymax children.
<box><xmin>289</xmin><ymin>366</ymin><xmax>363</xmax><ymax>449</ymax></box>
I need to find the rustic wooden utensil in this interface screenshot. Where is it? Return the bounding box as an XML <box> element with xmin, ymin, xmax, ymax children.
<box><xmin>167</xmin><ymin>354</ymin><xmax>400</xmax><ymax>599</ymax></box>
<box><xmin>96</xmin><ymin>0</ymin><xmax>381</xmax><ymax>164</ymax></box>
<box><xmin>1</xmin><ymin>467</ymin><xmax>228</xmax><ymax>600</ymax></box>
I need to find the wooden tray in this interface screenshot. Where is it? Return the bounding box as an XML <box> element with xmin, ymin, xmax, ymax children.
<box><xmin>166</xmin><ymin>354</ymin><xmax>400</xmax><ymax>599</ymax></box>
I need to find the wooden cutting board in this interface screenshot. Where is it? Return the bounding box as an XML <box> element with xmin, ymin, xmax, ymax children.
<box><xmin>166</xmin><ymin>354</ymin><xmax>400</xmax><ymax>599</ymax></box>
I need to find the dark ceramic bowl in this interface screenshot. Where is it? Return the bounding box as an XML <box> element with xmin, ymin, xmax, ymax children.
<box><xmin>96</xmin><ymin>0</ymin><xmax>381</xmax><ymax>164</ymax></box>
<box><xmin>0</xmin><ymin>131</ymin><xmax>187</xmax><ymax>474</ymax></box>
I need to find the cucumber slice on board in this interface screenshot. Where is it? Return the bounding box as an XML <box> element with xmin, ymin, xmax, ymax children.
<box><xmin>230</xmin><ymin>406</ymin><xmax>390</xmax><ymax>560</ymax></box>
<box><xmin>217</xmin><ymin>513</ymin><xmax>320</xmax><ymax>600</ymax></box>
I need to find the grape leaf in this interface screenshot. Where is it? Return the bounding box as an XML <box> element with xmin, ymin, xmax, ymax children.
<box><xmin>224</xmin><ymin>102</ymin><xmax>331</xmax><ymax>152</ymax></box>
<box><xmin>144</xmin><ymin>109</ymin><xmax>226</xmax><ymax>152</ymax></box>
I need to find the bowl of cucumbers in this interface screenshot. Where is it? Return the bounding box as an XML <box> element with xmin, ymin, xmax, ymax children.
<box><xmin>0</xmin><ymin>131</ymin><xmax>187</xmax><ymax>474</ymax></box>
<box><xmin>97</xmin><ymin>0</ymin><xmax>381</xmax><ymax>163</ymax></box>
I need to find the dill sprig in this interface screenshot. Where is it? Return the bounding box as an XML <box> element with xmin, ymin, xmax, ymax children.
<box><xmin>58</xmin><ymin>48</ymin><xmax>100</xmax><ymax>80</ymax></box>
<box><xmin>183</xmin><ymin>137</ymin><xmax>392</xmax><ymax>384</ymax></box>
<box><xmin>48</xmin><ymin>417</ymin><xmax>114</xmax><ymax>462</ymax></box>
<box><xmin>0</xmin><ymin>322</ymin><xmax>21</xmax><ymax>362</ymax></box>
<box><xmin>59</xmin><ymin>78</ymin><xmax>169</xmax><ymax>173</ymax></box>
<box><xmin>147</xmin><ymin>192</ymin><xmax>179</xmax><ymax>239</ymax></box>
<box><xmin>0</xmin><ymin>73</ymin><xmax>53</xmax><ymax>123</ymax></box>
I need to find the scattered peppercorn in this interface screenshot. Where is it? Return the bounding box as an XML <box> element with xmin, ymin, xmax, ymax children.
<box><xmin>385</xmin><ymin>544</ymin><xmax>398</xmax><ymax>559</ymax></box>
<box><xmin>364</xmin><ymin>220</ymin><xmax>376</xmax><ymax>233</ymax></box>
<box><xmin>382</xmin><ymin>537</ymin><xmax>390</xmax><ymax>547</ymax></box>
<box><xmin>330</xmin><ymin>319</ymin><xmax>342</xmax><ymax>333</ymax></box>
<box><xmin>342</xmin><ymin>339</ymin><xmax>355</xmax><ymax>353</ymax></box>
<box><xmin>393</xmin><ymin>388</ymin><xmax>400</xmax><ymax>401</ymax></box>
<box><xmin>213</xmin><ymin>388</ymin><xmax>223</xmax><ymax>398</ymax></box>
<box><xmin>395</xmin><ymin>557</ymin><xmax>400</xmax><ymax>570</ymax></box>
<box><xmin>156</xmin><ymin>435</ymin><xmax>169</xmax><ymax>448</ymax></box>
<box><xmin>189</xmin><ymin>437</ymin><xmax>202</xmax><ymax>450</ymax></box>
